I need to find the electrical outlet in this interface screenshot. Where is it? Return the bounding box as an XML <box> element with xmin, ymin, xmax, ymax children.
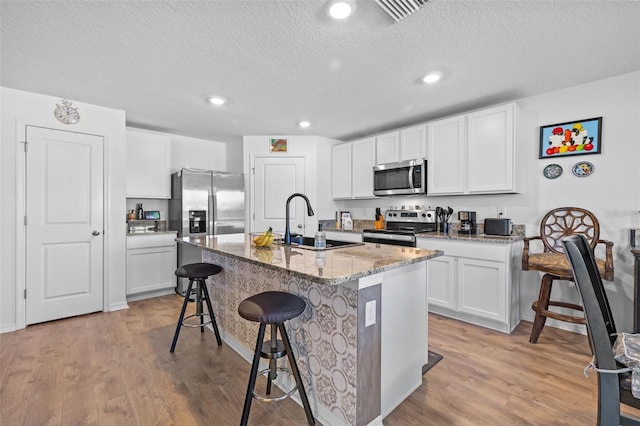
<box><xmin>365</xmin><ymin>300</ymin><xmax>376</xmax><ymax>327</ymax></box>
<box><xmin>497</xmin><ymin>207</ymin><xmax>507</xmax><ymax>218</ymax></box>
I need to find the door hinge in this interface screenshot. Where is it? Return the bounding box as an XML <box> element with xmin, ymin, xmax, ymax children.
<box><xmin>252</xmin><ymin>213</ymin><xmax>255</xmax><ymax>220</ymax></box>
<box><xmin>24</xmin><ymin>215</ymin><xmax>27</xmax><ymax>226</ymax></box>
<box><xmin>252</xmin><ymin>167</ymin><xmax>255</xmax><ymax>174</ymax></box>
<box><xmin>24</xmin><ymin>289</ymin><xmax>27</xmax><ymax>299</ymax></box>
<box><xmin>22</xmin><ymin>141</ymin><xmax>28</xmax><ymax>152</ymax></box>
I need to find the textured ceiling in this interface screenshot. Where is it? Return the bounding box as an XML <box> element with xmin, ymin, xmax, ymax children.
<box><xmin>2</xmin><ymin>1</ymin><xmax>639</xmax><ymax>143</ymax></box>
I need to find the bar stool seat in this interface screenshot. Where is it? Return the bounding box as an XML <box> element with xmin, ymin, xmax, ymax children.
<box><xmin>238</xmin><ymin>291</ymin><xmax>314</xmax><ymax>426</ymax></box>
<box><xmin>170</xmin><ymin>262</ymin><xmax>223</xmax><ymax>353</ymax></box>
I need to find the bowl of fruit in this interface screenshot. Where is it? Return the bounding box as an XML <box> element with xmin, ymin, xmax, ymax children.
<box><xmin>250</xmin><ymin>227</ymin><xmax>282</xmax><ymax>248</ymax></box>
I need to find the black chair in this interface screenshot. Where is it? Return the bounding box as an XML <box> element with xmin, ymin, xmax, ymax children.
<box><xmin>170</xmin><ymin>262</ymin><xmax>223</xmax><ymax>352</ymax></box>
<box><xmin>238</xmin><ymin>291</ymin><xmax>314</xmax><ymax>426</ymax></box>
<box><xmin>562</xmin><ymin>234</ymin><xmax>640</xmax><ymax>425</ymax></box>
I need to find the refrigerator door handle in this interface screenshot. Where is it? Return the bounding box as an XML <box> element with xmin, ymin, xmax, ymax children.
<box><xmin>209</xmin><ymin>192</ymin><xmax>216</xmax><ymax>236</ymax></box>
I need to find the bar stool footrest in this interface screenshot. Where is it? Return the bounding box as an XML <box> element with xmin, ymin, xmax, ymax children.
<box><xmin>252</xmin><ymin>367</ymin><xmax>297</xmax><ymax>402</ymax></box>
<box><xmin>180</xmin><ymin>313</ymin><xmax>213</xmax><ymax>328</ymax></box>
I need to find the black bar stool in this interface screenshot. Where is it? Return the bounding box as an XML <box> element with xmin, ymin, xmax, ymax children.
<box><xmin>170</xmin><ymin>262</ymin><xmax>223</xmax><ymax>352</ymax></box>
<box><xmin>238</xmin><ymin>291</ymin><xmax>314</xmax><ymax>426</ymax></box>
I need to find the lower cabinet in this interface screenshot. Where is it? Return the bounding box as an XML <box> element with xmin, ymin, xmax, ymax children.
<box><xmin>325</xmin><ymin>230</ymin><xmax>363</xmax><ymax>243</ymax></box>
<box><xmin>126</xmin><ymin>233</ymin><xmax>177</xmax><ymax>300</ymax></box>
<box><xmin>418</xmin><ymin>238</ymin><xmax>521</xmax><ymax>333</ymax></box>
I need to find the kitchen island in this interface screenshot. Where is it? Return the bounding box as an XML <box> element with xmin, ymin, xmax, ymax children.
<box><xmin>178</xmin><ymin>234</ymin><xmax>442</xmax><ymax>426</ymax></box>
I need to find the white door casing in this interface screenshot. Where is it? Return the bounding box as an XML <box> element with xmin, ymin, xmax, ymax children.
<box><xmin>25</xmin><ymin>126</ymin><xmax>104</xmax><ymax>325</ymax></box>
<box><xmin>252</xmin><ymin>156</ymin><xmax>306</xmax><ymax>234</ymax></box>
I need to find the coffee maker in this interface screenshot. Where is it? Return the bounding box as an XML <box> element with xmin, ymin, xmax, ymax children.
<box><xmin>458</xmin><ymin>211</ymin><xmax>477</xmax><ymax>234</ymax></box>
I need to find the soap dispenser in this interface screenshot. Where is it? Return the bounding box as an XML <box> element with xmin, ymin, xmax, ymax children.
<box><xmin>314</xmin><ymin>224</ymin><xmax>326</xmax><ymax>249</ymax></box>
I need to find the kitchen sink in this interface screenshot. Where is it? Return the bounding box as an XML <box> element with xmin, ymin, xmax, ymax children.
<box><xmin>287</xmin><ymin>236</ymin><xmax>364</xmax><ymax>251</ymax></box>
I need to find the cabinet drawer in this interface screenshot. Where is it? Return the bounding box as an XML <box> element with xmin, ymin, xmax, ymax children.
<box><xmin>418</xmin><ymin>238</ymin><xmax>508</xmax><ymax>262</ymax></box>
<box><xmin>127</xmin><ymin>233</ymin><xmax>177</xmax><ymax>249</ymax></box>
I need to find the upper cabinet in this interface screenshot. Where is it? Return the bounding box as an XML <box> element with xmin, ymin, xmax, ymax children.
<box><xmin>399</xmin><ymin>124</ymin><xmax>426</xmax><ymax>162</ymax></box>
<box><xmin>427</xmin><ymin>103</ymin><xmax>518</xmax><ymax>196</ymax></box>
<box><xmin>332</xmin><ymin>137</ymin><xmax>376</xmax><ymax>200</ymax></box>
<box><xmin>331</xmin><ymin>142</ymin><xmax>353</xmax><ymax>199</ymax></box>
<box><xmin>375</xmin><ymin>131</ymin><xmax>400</xmax><ymax>164</ymax></box>
<box><xmin>376</xmin><ymin>125</ymin><xmax>426</xmax><ymax>165</ymax></box>
<box><xmin>126</xmin><ymin>128</ymin><xmax>171</xmax><ymax>199</ymax></box>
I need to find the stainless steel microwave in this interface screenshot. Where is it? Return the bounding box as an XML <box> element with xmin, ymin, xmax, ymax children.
<box><xmin>373</xmin><ymin>158</ymin><xmax>427</xmax><ymax>196</ymax></box>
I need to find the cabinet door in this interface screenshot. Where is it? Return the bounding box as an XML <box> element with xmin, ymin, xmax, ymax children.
<box><xmin>466</xmin><ymin>104</ymin><xmax>515</xmax><ymax>193</ymax></box>
<box><xmin>426</xmin><ymin>255</ymin><xmax>456</xmax><ymax>310</ymax></box>
<box><xmin>127</xmin><ymin>244</ymin><xmax>177</xmax><ymax>295</ymax></box>
<box><xmin>351</xmin><ymin>137</ymin><xmax>376</xmax><ymax>198</ymax></box>
<box><xmin>375</xmin><ymin>131</ymin><xmax>400</xmax><ymax>164</ymax></box>
<box><xmin>332</xmin><ymin>143</ymin><xmax>352</xmax><ymax>199</ymax></box>
<box><xmin>399</xmin><ymin>124</ymin><xmax>426</xmax><ymax>162</ymax></box>
<box><xmin>427</xmin><ymin>115</ymin><xmax>466</xmax><ymax>195</ymax></box>
<box><xmin>126</xmin><ymin>128</ymin><xmax>171</xmax><ymax>198</ymax></box>
<box><xmin>457</xmin><ymin>258</ymin><xmax>506</xmax><ymax>322</ymax></box>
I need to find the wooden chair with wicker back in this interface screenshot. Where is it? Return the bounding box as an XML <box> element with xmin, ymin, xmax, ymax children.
<box><xmin>522</xmin><ymin>207</ymin><xmax>614</xmax><ymax>343</ymax></box>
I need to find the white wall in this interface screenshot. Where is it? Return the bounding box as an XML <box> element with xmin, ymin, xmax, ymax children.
<box><xmin>1</xmin><ymin>87</ymin><xmax>128</xmax><ymax>332</ymax></box>
<box><xmin>340</xmin><ymin>71</ymin><xmax>640</xmax><ymax>332</ymax></box>
<box><xmin>242</xmin><ymin>135</ymin><xmax>342</xmax><ymax>234</ymax></box>
<box><xmin>169</xmin><ymin>133</ymin><xmax>227</xmax><ymax>173</ymax></box>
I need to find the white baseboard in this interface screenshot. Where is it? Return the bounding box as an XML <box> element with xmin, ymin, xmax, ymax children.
<box><xmin>126</xmin><ymin>288</ymin><xmax>175</xmax><ymax>303</ymax></box>
<box><xmin>0</xmin><ymin>323</ymin><xmax>17</xmax><ymax>334</ymax></box>
<box><xmin>108</xmin><ymin>301</ymin><xmax>129</xmax><ymax>312</ymax></box>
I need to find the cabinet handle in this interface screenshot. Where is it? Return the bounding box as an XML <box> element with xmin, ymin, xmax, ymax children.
<box><xmin>92</xmin><ymin>230</ymin><xmax>100</xmax><ymax>236</ymax></box>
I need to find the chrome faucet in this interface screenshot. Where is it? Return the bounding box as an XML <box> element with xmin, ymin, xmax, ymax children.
<box><xmin>284</xmin><ymin>193</ymin><xmax>315</xmax><ymax>245</ymax></box>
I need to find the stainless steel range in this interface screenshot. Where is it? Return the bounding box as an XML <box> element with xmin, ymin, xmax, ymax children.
<box><xmin>363</xmin><ymin>208</ymin><xmax>437</xmax><ymax>247</ymax></box>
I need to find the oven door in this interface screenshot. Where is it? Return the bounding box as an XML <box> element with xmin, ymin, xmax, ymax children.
<box><xmin>363</xmin><ymin>230</ymin><xmax>416</xmax><ymax>247</ymax></box>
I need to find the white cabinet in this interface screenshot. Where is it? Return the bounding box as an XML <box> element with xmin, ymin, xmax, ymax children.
<box><xmin>331</xmin><ymin>143</ymin><xmax>353</xmax><ymax>199</ymax></box>
<box><xmin>427</xmin><ymin>115</ymin><xmax>466</xmax><ymax>195</ymax></box>
<box><xmin>126</xmin><ymin>233</ymin><xmax>177</xmax><ymax>299</ymax></box>
<box><xmin>399</xmin><ymin>124</ymin><xmax>426</xmax><ymax>162</ymax></box>
<box><xmin>376</xmin><ymin>126</ymin><xmax>426</xmax><ymax>164</ymax></box>
<box><xmin>427</xmin><ymin>103</ymin><xmax>517</xmax><ymax>196</ymax></box>
<box><xmin>351</xmin><ymin>137</ymin><xmax>376</xmax><ymax>198</ymax></box>
<box><xmin>325</xmin><ymin>231</ymin><xmax>363</xmax><ymax>243</ymax></box>
<box><xmin>418</xmin><ymin>237</ymin><xmax>521</xmax><ymax>333</ymax></box>
<box><xmin>332</xmin><ymin>139</ymin><xmax>376</xmax><ymax>200</ymax></box>
<box><xmin>126</xmin><ymin>128</ymin><xmax>171</xmax><ymax>199</ymax></box>
<box><xmin>466</xmin><ymin>104</ymin><xmax>515</xmax><ymax>193</ymax></box>
<box><xmin>375</xmin><ymin>131</ymin><xmax>400</xmax><ymax>164</ymax></box>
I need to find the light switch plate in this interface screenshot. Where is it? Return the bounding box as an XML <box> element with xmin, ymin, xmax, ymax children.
<box><xmin>365</xmin><ymin>300</ymin><xmax>376</xmax><ymax>327</ymax></box>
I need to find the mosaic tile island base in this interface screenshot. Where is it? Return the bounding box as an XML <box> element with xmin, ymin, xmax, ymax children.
<box><xmin>178</xmin><ymin>234</ymin><xmax>442</xmax><ymax>426</ymax></box>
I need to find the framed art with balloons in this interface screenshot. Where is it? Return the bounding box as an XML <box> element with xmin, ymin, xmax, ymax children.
<box><xmin>539</xmin><ymin>117</ymin><xmax>602</xmax><ymax>159</ymax></box>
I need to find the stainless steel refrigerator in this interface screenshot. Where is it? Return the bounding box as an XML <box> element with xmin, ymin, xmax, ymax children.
<box><xmin>169</xmin><ymin>168</ymin><xmax>245</xmax><ymax>295</ymax></box>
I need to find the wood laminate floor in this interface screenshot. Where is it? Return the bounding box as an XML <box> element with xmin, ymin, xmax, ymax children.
<box><xmin>1</xmin><ymin>294</ymin><xmax>637</xmax><ymax>425</ymax></box>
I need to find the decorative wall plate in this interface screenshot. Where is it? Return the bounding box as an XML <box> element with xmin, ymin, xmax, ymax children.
<box><xmin>572</xmin><ymin>161</ymin><xmax>595</xmax><ymax>177</ymax></box>
<box><xmin>543</xmin><ymin>163</ymin><xmax>563</xmax><ymax>179</ymax></box>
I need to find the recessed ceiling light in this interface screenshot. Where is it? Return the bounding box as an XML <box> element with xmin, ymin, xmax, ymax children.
<box><xmin>422</xmin><ymin>71</ymin><xmax>443</xmax><ymax>84</ymax></box>
<box><xmin>328</xmin><ymin>1</ymin><xmax>354</xmax><ymax>19</ymax></box>
<box><xmin>208</xmin><ymin>96</ymin><xmax>226</xmax><ymax>105</ymax></box>
<box><xmin>298</xmin><ymin>121</ymin><xmax>311</xmax><ymax>128</ymax></box>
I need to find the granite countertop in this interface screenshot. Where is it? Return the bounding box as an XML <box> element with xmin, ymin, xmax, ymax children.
<box><xmin>416</xmin><ymin>231</ymin><xmax>524</xmax><ymax>244</ymax></box>
<box><xmin>178</xmin><ymin>233</ymin><xmax>442</xmax><ymax>285</ymax></box>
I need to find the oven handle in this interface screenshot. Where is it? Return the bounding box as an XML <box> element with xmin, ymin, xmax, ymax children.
<box><xmin>363</xmin><ymin>232</ymin><xmax>416</xmax><ymax>243</ymax></box>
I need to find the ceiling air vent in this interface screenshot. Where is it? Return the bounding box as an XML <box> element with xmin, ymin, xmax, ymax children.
<box><xmin>375</xmin><ymin>0</ymin><xmax>428</xmax><ymax>22</ymax></box>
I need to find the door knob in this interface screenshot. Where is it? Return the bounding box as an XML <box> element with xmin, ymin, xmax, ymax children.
<box><xmin>297</xmin><ymin>224</ymin><xmax>303</xmax><ymax>229</ymax></box>
<box><xmin>92</xmin><ymin>230</ymin><xmax>100</xmax><ymax>236</ymax></box>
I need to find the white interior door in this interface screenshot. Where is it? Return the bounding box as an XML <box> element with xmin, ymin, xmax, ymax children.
<box><xmin>252</xmin><ymin>156</ymin><xmax>306</xmax><ymax>235</ymax></box>
<box><xmin>25</xmin><ymin>126</ymin><xmax>104</xmax><ymax>325</ymax></box>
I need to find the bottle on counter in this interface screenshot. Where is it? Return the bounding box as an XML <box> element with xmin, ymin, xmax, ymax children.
<box><xmin>314</xmin><ymin>224</ymin><xmax>326</xmax><ymax>249</ymax></box>
<box><xmin>136</xmin><ymin>203</ymin><xmax>144</xmax><ymax>220</ymax></box>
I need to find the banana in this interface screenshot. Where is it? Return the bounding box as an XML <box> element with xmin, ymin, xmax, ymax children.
<box><xmin>253</xmin><ymin>227</ymin><xmax>273</xmax><ymax>247</ymax></box>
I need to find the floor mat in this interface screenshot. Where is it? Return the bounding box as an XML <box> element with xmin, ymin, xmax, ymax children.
<box><xmin>422</xmin><ymin>350</ymin><xmax>443</xmax><ymax>375</ymax></box>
